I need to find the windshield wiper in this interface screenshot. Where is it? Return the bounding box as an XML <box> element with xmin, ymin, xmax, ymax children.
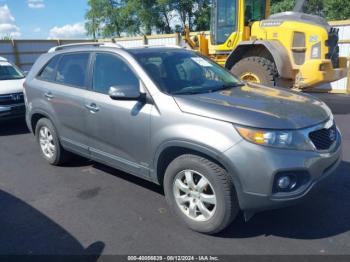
<box><xmin>222</xmin><ymin>83</ymin><xmax>245</xmax><ymax>89</ymax></box>
<box><xmin>207</xmin><ymin>83</ymin><xmax>245</xmax><ymax>93</ymax></box>
<box><xmin>172</xmin><ymin>90</ymin><xmax>207</xmax><ymax>95</ymax></box>
<box><xmin>172</xmin><ymin>83</ymin><xmax>244</xmax><ymax>95</ymax></box>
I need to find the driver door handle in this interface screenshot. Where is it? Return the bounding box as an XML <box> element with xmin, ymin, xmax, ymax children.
<box><xmin>85</xmin><ymin>103</ymin><xmax>100</xmax><ymax>113</ymax></box>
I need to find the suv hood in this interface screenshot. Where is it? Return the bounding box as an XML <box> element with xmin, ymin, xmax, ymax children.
<box><xmin>173</xmin><ymin>84</ymin><xmax>331</xmax><ymax>130</ymax></box>
<box><xmin>0</xmin><ymin>78</ymin><xmax>25</xmax><ymax>95</ymax></box>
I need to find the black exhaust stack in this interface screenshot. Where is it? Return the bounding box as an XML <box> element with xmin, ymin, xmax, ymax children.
<box><xmin>293</xmin><ymin>0</ymin><xmax>307</xmax><ymax>13</ymax></box>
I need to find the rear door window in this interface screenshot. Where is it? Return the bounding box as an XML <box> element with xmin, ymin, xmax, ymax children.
<box><xmin>55</xmin><ymin>53</ymin><xmax>90</xmax><ymax>89</ymax></box>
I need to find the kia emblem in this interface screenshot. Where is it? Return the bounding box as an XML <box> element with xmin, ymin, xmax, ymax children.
<box><xmin>329</xmin><ymin>128</ymin><xmax>336</xmax><ymax>142</ymax></box>
<box><xmin>11</xmin><ymin>94</ymin><xmax>21</xmax><ymax>101</ymax></box>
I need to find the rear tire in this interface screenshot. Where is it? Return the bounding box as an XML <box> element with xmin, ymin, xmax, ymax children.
<box><xmin>164</xmin><ymin>154</ymin><xmax>239</xmax><ymax>234</ymax></box>
<box><xmin>35</xmin><ymin>118</ymin><xmax>70</xmax><ymax>166</ymax></box>
<box><xmin>231</xmin><ymin>56</ymin><xmax>277</xmax><ymax>87</ymax></box>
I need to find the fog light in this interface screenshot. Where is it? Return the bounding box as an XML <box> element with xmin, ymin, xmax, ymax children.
<box><xmin>273</xmin><ymin>171</ymin><xmax>310</xmax><ymax>194</ymax></box>
<box><xmin>278</xmin><ymin>176</ymin><xmax>291</xmax><ymax>189</ymax></box>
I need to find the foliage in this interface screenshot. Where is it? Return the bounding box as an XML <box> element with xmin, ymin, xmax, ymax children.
<box><xmin>85</xmin><ymin>0</ymin><xmax>103</xmax><ymax>39</ymax></box>
<box><xmin>85</xmin><ymin>0</ymin><xmax>350</xmax><ymax>38</ymax></box>
<box><xmin>193</xmin><ymin>0</ymin><xmax>211</xmax><ymax>31</ymax></box>
<box><xmin>324</xmin><ymin>0</ymin><xmax>350</xmax><ymax>20</ymax></box>
<box><xmin>2</xmin><ymin>36</ymin><xmax>12</xmax><ymax>40</ymax></box>
<box><xmin>270</xmin><ymin>0</ymin><xmax>295</xmax><ymax>14</ymax></box>
<box><xmin>270</xmin><ymin>0</ymin><xmax>350</xmax><ymax>20</ymax></box>
<box><xmin>85</xmin><ymin>0</ymin><xmax>212</xmax><ymax>37</ymax></box>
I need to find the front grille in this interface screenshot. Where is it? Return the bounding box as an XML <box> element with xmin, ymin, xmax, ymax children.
<box><xmin>0</xmin><ymin>93</ymin><xmax>24</xmax><ymax>106</ymax></box>
<box><xmin>309</xmin><ymin>124</ymin><xmax>337</xmax><ymax>150</ymax></box>
<box><xmin>326</xmin><ymin>27</ymin><xmax>340</xmax><ymax>68</ymax></box>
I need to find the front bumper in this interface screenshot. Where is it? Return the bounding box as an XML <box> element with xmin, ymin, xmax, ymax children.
<box><xmin>0</xmin><ymin>104</ymin><xmax>26</xmax><ymax>120</ymax></box>
<box><xmin>295</xmin><ymin>57</ymin><xmax>348</xmax><ymax>89</ymax></box>
<box><xmin>223</xmin><ymin>130</ymin><xmax>342</xmax><ymax>211</ymax></box>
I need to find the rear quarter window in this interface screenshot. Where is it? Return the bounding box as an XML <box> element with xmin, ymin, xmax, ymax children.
<box><xmin>37</xmin><ymin>55</ymin><xmax>61</xmax><ymax>81</ymax></box>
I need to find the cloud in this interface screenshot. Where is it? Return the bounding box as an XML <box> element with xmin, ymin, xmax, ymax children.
<box><xmin>48</xmin><ymin>23</ymin><xmax>87</xmax><ymax>39</ymax></box>
<box><xmin>33</xmin><ymin>27</ymin><xmax>41</xmax><ymax>33</ymax></box>
<box><xmin>27</xmin><ymin>0</ymin><xmax>45</xmax><ymax>9</ymax></box>
<box><xmin>0</xmin><ymin>4</ymin><xmax>15</xmax><ymax>23</ymax></box>
<box><xmin>0</xmin><ymin>5</ymin><xmax>21</xmax><ymax>38</ymax></box>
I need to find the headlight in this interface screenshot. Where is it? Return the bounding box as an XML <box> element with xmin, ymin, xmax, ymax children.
<box><xmin>235</xmin><ymin>126</ymin><xmax>313</xmax><ymax>150</ymax></box>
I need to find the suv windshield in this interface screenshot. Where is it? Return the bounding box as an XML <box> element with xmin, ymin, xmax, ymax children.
<box><xmin>130</xmin><ymin>49</ymin><xmax>242</xmax><ymax>95</ymax></box>
<box><xmin>0</xmin><ymin>61</ymin><xmax>25</xmax><ymax>81</ymax></box>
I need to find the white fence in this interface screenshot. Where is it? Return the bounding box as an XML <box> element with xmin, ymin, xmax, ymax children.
<box><xmin>109</xmin><ymin>34</ymin><xmax>181</xmax><ymax>48</ymax></box>
<box><xmin>0</xmin><ymin>39</ymin><xmax>92</xmax><ymax>71</ymax></box>
<box><xmin>0</xmin><ymin>34</ymin><xmax>181</xmax><ymax>71</ymax></box>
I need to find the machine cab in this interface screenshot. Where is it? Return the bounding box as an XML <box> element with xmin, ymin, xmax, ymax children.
<box><xmin>210</xmin><ymin>0</ymin><xmax>270</xmax><ymax>50</ymax></box>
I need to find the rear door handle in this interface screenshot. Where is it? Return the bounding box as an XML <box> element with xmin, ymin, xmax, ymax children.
<box><xmin>44</xmin><ymin>92</ymin><xmax>54</xmax><ymax>100</ymax></box>
<box><xmin>85</xmin><ymin>103</ymin><xmax>100</xmax><ymax>113</ymax></box>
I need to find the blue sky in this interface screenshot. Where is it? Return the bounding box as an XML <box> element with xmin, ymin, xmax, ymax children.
<box><xmin>0</xmin><ymin>0</ymin><xmax>89</xmax><ymax>39</ymax></box>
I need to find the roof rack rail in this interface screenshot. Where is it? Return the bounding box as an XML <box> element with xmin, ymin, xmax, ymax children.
<box><xmin>48</xmin><ymin>42</ymin><xmax>124</xmax><ymax>53</ymax></box>
<box><xmin>137</xmin><ymin>44</ymin><xmax>183</xmax><ymax>49</ymax></box>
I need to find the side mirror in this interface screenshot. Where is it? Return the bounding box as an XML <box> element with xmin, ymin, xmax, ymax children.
<box><xmin>108</xmin><ymin>85</ymin><xmax>141</xmax><ymax>101</ymax></box>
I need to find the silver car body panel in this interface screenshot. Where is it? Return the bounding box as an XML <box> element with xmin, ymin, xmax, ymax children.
<box><xmin>174</xmin><ymin>84</ymin><xmax>332</xmax><ymax>130</ymax></box>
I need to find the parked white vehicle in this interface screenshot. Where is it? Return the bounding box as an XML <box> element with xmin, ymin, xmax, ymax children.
<box><xmin>0</xmin><ymin>56</ymin><xmax>26</xmax><ymax>120</ymax></box>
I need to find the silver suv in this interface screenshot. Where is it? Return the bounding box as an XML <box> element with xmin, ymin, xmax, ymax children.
<box><xmin>24</xmin><ymin>43</ymin><xmax>342</xmax><ymax>234</ymax></box>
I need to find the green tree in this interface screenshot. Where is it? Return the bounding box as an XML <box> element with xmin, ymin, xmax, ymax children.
<box><xmin>125</xmin><ymin>0</ymin><xmax>158</xmax><ymax>35</ymax></box>
<box><xmin>324</xmin><ymin>0</ymin><xmax>350</xmax><ymax>20</ymax></box>
<box><xmin>85</xmin><ymin>0</ymin><xmax>104</xmax><ymax>39</ymax></box>
<box><xmin>304</xmin><ymin>0</ymin><xmax>324</xmax><ymax>16</ymax></box>
<box><xmin>270</xmin><ymin>0</ymin><xmax>295</xmax><ymax>14</ymax></box>
<box><xmin>85</xmin><ymin>0</ymin><xmax>138</xmax><ymax>38</ymax></box>
<box><xmin>1</xmin><ymin>35</ymin><xmax>12</xmax><ymax>40</ymax></box>
<box><xmin>270</xmin><ymin>0</ymin><xmax>350</xmax><ymax>20</ymax></box>
<box><xmin>177</xmin><ymin>0</ymin><xmax>195</xmax><ymax>30</ymax></box>
<box><xmin>157</xmin><ymin>0</ymin><xmax>176</xmax><ymax>33</ymax></box>
<box><xmin>193</xmin><ymin>0</ymin><xmax>211</xmax><ymax>31</ymax></box>
<box><xmin>102</xmin><ymin>0</ymin><xmax>138</xmax><ymax>37</ymax></box>
<box><xmin>85</xmin><ymin>0</ymin><xmax>350</xmax><ymax>39</ymax></box>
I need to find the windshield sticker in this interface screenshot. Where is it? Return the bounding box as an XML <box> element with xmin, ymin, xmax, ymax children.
<box><xmin>191</xmin><ymin>57</ymin><xmax>213</xmax><ymax>67</ymax></box>
<box><xmin>0</xmin><ymin>62</ymin><xmax>11</xmax><ymax>66</ymax></box>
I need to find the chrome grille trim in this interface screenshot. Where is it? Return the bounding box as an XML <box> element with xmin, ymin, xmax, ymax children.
<box><xmin>0</xmin><ymin>92</ymin><xmax>24</xmax><ymax>105</ymax></box>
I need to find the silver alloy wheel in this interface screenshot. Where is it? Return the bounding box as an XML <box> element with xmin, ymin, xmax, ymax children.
<box><xmin>39</xmin><ymin>126</ymin><xmax>56</xmax><ymax>159</ymax></box>
<box><xmin>173</xmin><ymin>170</ymin><xmax>217</xmax><ymax>222</ymax></box>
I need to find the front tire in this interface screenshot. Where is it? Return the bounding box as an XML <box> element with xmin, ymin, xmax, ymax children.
<box><xmin>35</xmin><ymin>118</ymin><xmax>69</xmax><ymax>166</ymax></box>
<box><xmin>164</xmin><ymin>154</ymin><xmax>239</xmax><ymax>234</ymax></box>
<box><xmin>231</xmin><ymin>56</ymin><xmax>277</xmax><ymax>87</ymax></box>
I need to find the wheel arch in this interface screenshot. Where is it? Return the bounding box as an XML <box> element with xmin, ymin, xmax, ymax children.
<box><xmin>29</xmin><ymin>109</ymin><xmax>55</xmax><ymax>135</ymax></box>
<box><xmin>225</xmin><ymin>40</ymin><xmax>294</xmax><ymax>79</ymax></box>
<box><xmin>153</xmin><ymin>141</ymin><xmax>243</xmax><ymax>196</ymax></box>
